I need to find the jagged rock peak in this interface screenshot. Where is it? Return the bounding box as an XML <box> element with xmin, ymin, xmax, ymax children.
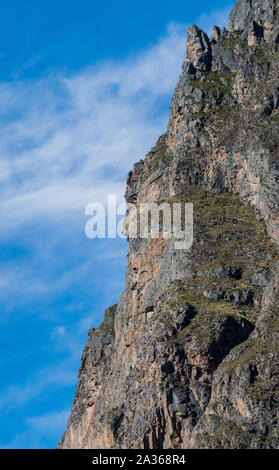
<box><xmin>210</xmin><ymin>25</ymin><xmax>221</xmax><ymax>43</ymax></box>
<box><xmin>186</xmin><ymin>25</ymin><xmax>211</xmax><ymax>71</ymax></box>
<box><xmin>229</xmin><ymin>0</ymin><xmax>278</xmax><ymax>38</ymax></box>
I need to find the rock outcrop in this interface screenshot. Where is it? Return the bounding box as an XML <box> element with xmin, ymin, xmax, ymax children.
<box><xmin>59</xmin><ymin>0</ymin><xmax>279</xmax><ymax>449</ymax></box>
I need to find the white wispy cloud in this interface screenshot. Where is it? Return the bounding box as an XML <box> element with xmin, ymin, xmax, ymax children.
<box><xmin>0</xmin><ymin>5</ymin><xmax>232</xmax><ymax>449</ymax></box>
<box><xmin>0</xmin><ymin>6</ymin><xmax>231</xmax><ymax>237</ymax></box>
<box><xmin>0</xmin><ymin>364</ymin><xmax>76</xmax><ymax>411</ymax></box>
<box><xmin>0</xmin><ymin>24</ymin><xmax>186</xmax><ymax>237</ymax></box>
<box><xmin>1</xmin><ymin>410</ymin><xmax>69</xmax><ymax>449</ymax></box>
<box><xmin>0</xmin><ymin>7</ymin><xmax>231</xmax><ymax>312</ymax></box>
<box><xmin>26</xmin><ymin>409</ymin><xmax>69</xmax><ymax>434</ymax></box>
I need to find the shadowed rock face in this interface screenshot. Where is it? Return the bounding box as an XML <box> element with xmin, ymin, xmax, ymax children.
<box><xmin>59</xmin><ymin>0</ymin><xmax>279</xmax><ymax>449</ymax></box>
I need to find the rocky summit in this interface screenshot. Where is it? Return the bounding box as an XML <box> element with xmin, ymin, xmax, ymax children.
<box><xmin>59</xmin><ymin>0</ymin><xmax>279</xmax><ymax>449</ymax></box>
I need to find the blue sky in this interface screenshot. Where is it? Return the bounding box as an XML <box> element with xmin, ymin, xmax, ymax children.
<box><xmin>0</xmin><ymin>0</ymin><xmax>233</xmax><ymax>449</ymax></box>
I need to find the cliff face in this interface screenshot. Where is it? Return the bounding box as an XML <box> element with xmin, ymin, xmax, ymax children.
<box><xmin>59</xmin><ymin>0</ymin><xmax>279</xmax><ymax>449</ymax></box>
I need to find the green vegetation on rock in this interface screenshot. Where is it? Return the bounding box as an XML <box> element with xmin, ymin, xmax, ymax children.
<box><xmin>96</xmin><ymin>304</ymin><xmax>117</xmax><ymax>334</ymax></box>
<box><xmin>190</xmin><ymin>72</ymin><xmax>236</xmax><ymax>96</ymax></box>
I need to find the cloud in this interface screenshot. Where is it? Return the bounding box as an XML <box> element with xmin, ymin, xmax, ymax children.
<box><xmin>0</xmin><ymin>7</ymin><xmax>232</xmax><ymax>311</ymax></box>
<box><xmin>0</xmin><ymin>6</ymin><xmax>232</xmax><ymax>236</ymax></box>
<box><xmin>0</xmin><ymin>24</ymin><xmax>186</xmax><ymax>238</ymax></box>
<box><xmin>0</xmin><ymin>364</ymin><xmax>76</xmax><ymax>411</ymax></box>
<box><xmin>0</xmin><ymin>21</ymin><xmax>187</xmax><ymax>329</ymax></box>
<box><xmin>26</xmin><ymin>409</ymin><xmax>69</xmax><ymax>435</ymax></box>
<box><xmin>0</xmin><ymin>5</ymin><xmax>233</xmax><ymax>449</ymax></box>
<box><xmin>1</xmin><ymin>410</ymin><xmax>69</xmax><ymax>449</ymax></box>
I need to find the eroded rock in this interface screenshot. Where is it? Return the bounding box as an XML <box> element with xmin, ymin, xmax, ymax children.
<box><xmin>59</xmin><ymin>0</ymin><xmax>279</xmax><ymax>449</ymax></box>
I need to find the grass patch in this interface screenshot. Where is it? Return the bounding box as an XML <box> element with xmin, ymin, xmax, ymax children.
<box><xmin>222</xmin><ymin>37</ymin><xmax>247</xmax><ymax>51</ymax></box>
<box><xmin>226</xmin><ymin>338</ymin><xmax>279</xmax><ymax>374</ymax></box>
<box><xmin>96</xmin><ymin>304</ymin><xmax>117</xmax><ymax>334</ymax></box>
<box><xmin>252</xmin><ymin>45</ymin><xmax>270</xmax><ymax>64</ymax></box>
<box><xmin>190</xmin><ymin>72</ymin><xmax>236</xmax><ymax>96</ymax></box>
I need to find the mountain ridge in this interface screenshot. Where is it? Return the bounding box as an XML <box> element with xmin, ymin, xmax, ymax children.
<box><xmin>59</xmin><ymin>0</ymin><xmax>279</xmax><ymax>449</ymax></box>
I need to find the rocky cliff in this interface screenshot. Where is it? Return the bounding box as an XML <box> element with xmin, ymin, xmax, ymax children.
<box><xmin>59</xmin><ymin>0</ymin><xmax>279</xmax><ymax>449</ymax></box>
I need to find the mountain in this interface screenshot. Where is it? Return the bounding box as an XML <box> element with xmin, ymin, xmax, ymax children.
<box><xmin>58</xmin><ymin>0</ymin><xmax>279</xmax><ymax>449</ymax></box>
